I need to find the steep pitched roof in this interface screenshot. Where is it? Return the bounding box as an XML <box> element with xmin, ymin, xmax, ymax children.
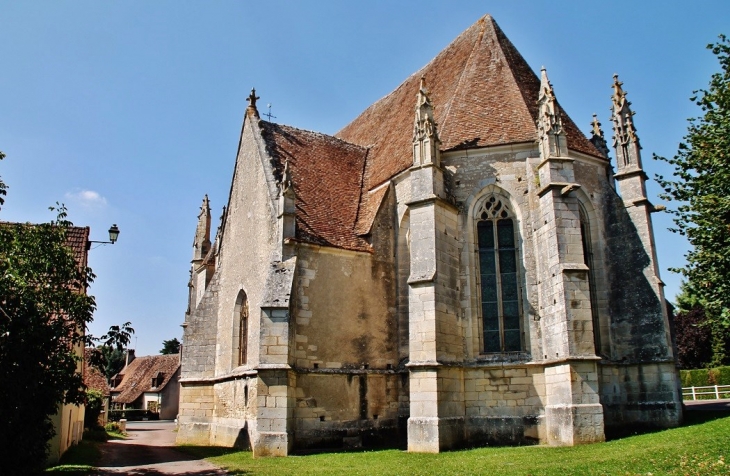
<box><xmin>337</xmin><ymin>14</ymin><xmax>603</xmax><ymax>195</ymax></box>
<box><xmin>84</xmin><ymin>348</ymin><xmax>110</xmax><ymax>397</ymax></box>
<box><xmin>65</xmin><ymin>226</ymin><xmax>90</xmax><ymax>269</ymax></box>
<box><xmin>111</xmin><ymin>354</ymin><xmax>180</xmax><ymax>405</ymax></box>
<box><xmin>259</xmin><ymin>121</ymin><xmax>371</xmax><ymax>252</ymax></box>
<box><xmin>0</xmin><ymin>222</ymin><xmax>90</xmax><ymax>267</ymax></box>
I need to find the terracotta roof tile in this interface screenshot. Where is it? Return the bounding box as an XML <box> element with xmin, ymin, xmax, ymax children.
<box><xmin>259</xmin><ymin>121</ymin><xmax>371</xmax><ymax>252</ymax></box>
<box><xmin>250</xmin><ymin>15</ymin><xmax>604</xmax><ymax>253</ymax></box>
<box><xmin>0</xmin><ymin>222</ymin><xmax>90</xmax><ymax>267</ymax></box>
<box><xmin>65</xmin><ymin>226</ymin><xmax>90</xmax><ymax>269</ymax></box>
<box><xmin>111</xmin><ymin>354</ymin><xmax>180</xmax><ymax>405</ymax></box>
<box><xmin>336</xmin><ymin>15</ymin><xmax>603</xmax><ymax>233</ymax></box>
<box><xmin>84</xmin><ymin>348</ymin><xmax>110</xmax><ymax>396</ymax></box>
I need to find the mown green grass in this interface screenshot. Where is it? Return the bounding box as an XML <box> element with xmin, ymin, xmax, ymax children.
<box><xmin>45</xmin><ymin>427</ymin><xmax>125</xmax><ymax>474</ymax></box>
<box><xmin>182</xmin><ymin>412</ymin><xmax>730</xmax><ymax>475</ymax></box>
<box><xmin>45</xmin><ymin>440</ymin><xmax>100</xmax><ymax>474</ymax></box>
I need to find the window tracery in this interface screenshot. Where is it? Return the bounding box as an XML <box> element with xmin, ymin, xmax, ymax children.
<box><xmin>475</xmin><ymin>195</ymin><xmax>523</xmax><ymax>353</ymax></box>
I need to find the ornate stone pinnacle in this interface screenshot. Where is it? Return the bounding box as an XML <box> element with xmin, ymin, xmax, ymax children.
<box><xmin>591</xmin><ymin>114</ymin><xmax>603</xmax><ymax>137</ymax></box>
<box><xmin>589</xmin><ymin>114</ymin><xmax>610</xmax><ymax>158</ymax></box>
<box><xmin>611</xmin><ymin>74</ymin><xmax>627</xmax><ymax>110</ymax></box>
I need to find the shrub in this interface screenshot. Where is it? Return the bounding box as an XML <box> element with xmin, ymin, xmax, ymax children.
<box><xmin>108</xmin><ymin>409</ymin><xmax>159</xmax><ymax>421</ymax></box>
<box><xmin>83</xmin><ymin>426</ymin><xmax>108</xmax><ymax>442</ymax></box>
<box><xmin>104</xmin><ymin>421</ymin><xmax>122</xmax><ymax>433</ymax></box>
<box><xmin>84</xmin><ymin>389</ymin><xmax>104</xmax><ymax>429</ymax></box>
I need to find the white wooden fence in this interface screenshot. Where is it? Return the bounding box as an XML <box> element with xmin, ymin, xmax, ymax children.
<box><xmin>682</xmin><ymin>385</ymin><xmax>730</xmax><ymax>400</ymax></box>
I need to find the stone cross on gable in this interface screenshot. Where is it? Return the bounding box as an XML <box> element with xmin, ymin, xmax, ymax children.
<box><xmin>247</xmin><ymin>88</ymin><xmax>260</xmax><ymax>117</ymax></box>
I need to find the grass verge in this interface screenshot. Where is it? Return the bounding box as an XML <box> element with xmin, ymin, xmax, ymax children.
<box><xmin>45</xmin><ymin>428</ymin><xmax>126</xmax><ymax>473</ymax></box>
<box><xmin>180</xmin><ymin>412</ymin><xmax>730</xmax><ymax>476</ymax></box>
<box><xmin>45</xmin><ymin>440</ymin><xmax>100</xmax><ymax>474</ymax></box>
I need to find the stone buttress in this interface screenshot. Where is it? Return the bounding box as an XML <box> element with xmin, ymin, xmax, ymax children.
<box><xmin>534</xmin><ymin>69</ymin><xmax>604</xmax><ymax>445</ymax></box>
<box><xmin>406</xmin><ymin>79</ymin><xmax>465</xmax><ymax>452</ymax></box>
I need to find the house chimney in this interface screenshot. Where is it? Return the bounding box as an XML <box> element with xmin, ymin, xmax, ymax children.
<box><xmin>126</xmin><ymin>349</ymin><xmax>136</xmax><ymax>366</ymax></box>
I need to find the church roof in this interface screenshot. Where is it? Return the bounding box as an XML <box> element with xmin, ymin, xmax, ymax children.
<box><xmin>337</xmin><ymin>14</ymin><xmax>603</xmax><ymax>194</ymax></box>
<box><xmin>259</xmin><ymin>121</ymin><xmax>371</xmax><ymax>252</ymax></box>
<box><xmin>249</xmin><ymin>15</ymin><xmax>604</xmax><ymax>253</ymax></box>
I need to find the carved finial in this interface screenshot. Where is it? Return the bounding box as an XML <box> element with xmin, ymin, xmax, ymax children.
<box><xmin>247</xmin><ymin>88</ymin><xmax>260</xmax><ymax>117</ymax></box>
<box><xmin>610</xmin><ymin>74</ymin><xmax>642</xmax><ymax>168</ymax></box>
<box><xmin>611</xmin><ymin>74</ymin><xmax>630</xmax><ymax>112</ymax></box>
<box><xmin>591</xmin><ymin>114</ymin><xmax>602</xmax><ymax>137</ymax></box>
<box><xmin>536</xmin><ymin>67</ymin><xmax>566</xmax><ymax>158</ymax></box>
<box><xmin>279</xmin><ymin>159</ymin><xmax>293</xmax><ymax>195</ymax></box>
<box><xmin>199</xmin><ymin>194</ymin><xmax>210</xmax><ymax>218</ymax></box>
<box><xmin>412</xmin><ymin>76</ymin><xmax>440</xmax><ymax>166</ymax></box>
<box><xmin>193</xmin><ymin>194</ymin><xmax>212</xmax><ymax>260</ymax></box>
<box><xmin>589</xmin><ymin>114</ymin><xmax>610</xmax><ymax>158</ymax></box>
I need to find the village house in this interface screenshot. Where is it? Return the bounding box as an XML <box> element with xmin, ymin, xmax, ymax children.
<box><xmin>83</xmin><ymin>348</ymin><xmax>112</xmax><ymax>427</ymax></box>
<box><xmin>110</xmin><ymin>352</ymin><xmax>181</xmax><ymax>420</ymax></box>
<box><xmin>177</xmin><ymin>14</ymin><xmax>682</xmax><ymax>455</ymax></box>
<box><xmin>45</xmin><ymin>226</ymin><xmax>90</xmax><ymax>464</ymax></box>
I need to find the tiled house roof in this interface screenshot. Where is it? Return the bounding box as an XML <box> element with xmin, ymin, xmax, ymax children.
<box><xmin>111</xmin><ymin>354</ymin><xmax>180</xmax><ymax>405</ymax></box>
<box><xmin>259</xmin><ymin>121</ymin><xmax>372</xmax><ymax>252</ymax></box>
<box><xmin>0</xmin><ymin>222</ymin><xmax>90</xmax><ymax>266</ymax></box>
<box><xmin>65</xmin><ymin>226</ymin><xmax>91</xmax><ymax>269</ymax></box>
<box><xmin>83</xmin><ymin>348</ymin><xmax>110</xmax><ymax>397</ymax></box>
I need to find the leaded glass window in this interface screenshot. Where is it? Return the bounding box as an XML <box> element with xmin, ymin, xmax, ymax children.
<box><xmin>579</xmin><ymin>206</ymin><xmax>600</xmax><ymax>354</ymax></box>
<box><xmin>476</xmin><ymin>196</ymin><xmax>522</xmax><ymax>353</ymax></box>
<box><xmin>234</xmin><ymin>290</ymin><xmax>249</xmax><ymax>367</ymax></box>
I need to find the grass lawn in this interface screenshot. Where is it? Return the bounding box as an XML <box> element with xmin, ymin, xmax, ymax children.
<box><xmin>45</xmin><ymin>428</ymin><xmax>126</xmax><ymax>474</ymax></box>
<box><xmin>180</xmin><ymin>412</ymin><xmax>730</xmax><ymax>475</ymax></box>
<box><xmin>45</xmin><ymin>440</ymin><xmax>99</xmax><ymax>474</ymax></box>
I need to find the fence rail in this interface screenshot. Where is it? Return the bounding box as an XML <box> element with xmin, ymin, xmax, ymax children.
<box><xmin>682</xmin><ymin>384</ymin><xmax>730</xmax><ymax>401</ymax></box>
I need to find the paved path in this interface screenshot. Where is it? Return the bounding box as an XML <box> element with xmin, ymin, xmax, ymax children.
<box><xmin>94</xmin><ymin>421</ymin><xmax>227</xmax><ymax>475</ymax></box>
<box><xmin>684</xmin><ymin>398</ymin><xmax>730</xmax><ymax>411</ymax></box>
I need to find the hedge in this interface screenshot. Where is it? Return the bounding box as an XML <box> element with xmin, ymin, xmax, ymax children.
<box><xmin>108</xmin><ymin>409</ymin><xmax>160</xmax><ymax>421</ymax></box>
<box><xmin>680</xmin><ymin>366</ymin><xmax>730</xmax><ymax>387</ymax></box>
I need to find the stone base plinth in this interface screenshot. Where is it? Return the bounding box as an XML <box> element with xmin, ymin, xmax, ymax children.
<box><xmin>407</xmin><ymin>416</ymin><xmax>464</xmax><ymax>453</ymax></box>
<box><xmin>252</xmin><ymin>431</ymin><xmax>291</xmax><ymax>457</ymax></box>
<box><xmin>545</xmin><ymin>403</ymin><xmax>604</xmax><ymax>445</ymax></box>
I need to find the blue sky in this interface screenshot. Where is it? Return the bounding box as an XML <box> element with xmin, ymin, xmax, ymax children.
<box><xmin>1</xmin><ymin>1</ymin><xmax>728</xmax><ymax>356</ymax></box>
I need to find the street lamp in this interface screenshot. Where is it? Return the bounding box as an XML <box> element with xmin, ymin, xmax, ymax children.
<box><xmin>107</xmin><ymin>224</ymin><xmax>120</xmax><ymax>244</ymax></box>
<box><xmin>87</xmin><ymin>224</ymin><xmax>121</xmax><ymax>249</ymax></box>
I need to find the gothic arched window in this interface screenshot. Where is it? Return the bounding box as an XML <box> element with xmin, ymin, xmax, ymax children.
<box><xmin>233</xmin><ymin>290</ymin><xmax>249</xmax><ymax>367</ymax></box>
<box><xmin>579</xmin><ymin>206</ymin><xmax>601</xmax><ymax>354</ymax></box>
<box><xmin>476</xmin><ymin>195</ymin><xmax>523</xmax><ymax>353</ymax></box>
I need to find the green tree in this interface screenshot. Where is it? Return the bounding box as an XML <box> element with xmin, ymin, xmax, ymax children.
<box><xmin>87</xmin><ymin>322</ymin><xmax>135</xmax><ymax>381</ymax></box>
<box><xmin>655</xmin><ymin>35</ymin><xmax>730</xmax><ymax>366</ymax></box>
<box><xmin>0</xmin><ymin>152</ymin><xmax>133</xmax><ymax>473</ymax></box>
<box><xmin>0</xmin><ymin>206</ymin><xmax>96</xmax><ymax>474</ymax></box>
<box><xmin>160</xmin><ymin>337</ymin><xmax>181</xmax><ymax>355</ymax></box>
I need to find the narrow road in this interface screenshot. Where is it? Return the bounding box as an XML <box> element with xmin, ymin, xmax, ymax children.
<box><xmin>94</xmin><ymin>421</ymin><xmax>227</xmax><ymax>475</ymax></box>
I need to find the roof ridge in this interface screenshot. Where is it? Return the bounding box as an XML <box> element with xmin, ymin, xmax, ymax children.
<box><xmin>438</xmin><ymin>17</ymin><xmax>488</xmax><ymax>138</ymax></box>
<box><xmin>264</xmin><ymin>120</ymin><xmax>367</xmax><ymax>152</ymax></box>
<box><xmin>488</xmin><ymin>16</ymin><xmax>537</xmax><ymax>134</ymax></box>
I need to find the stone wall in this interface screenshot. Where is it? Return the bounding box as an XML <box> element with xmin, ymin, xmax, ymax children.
<box><xmin>463</xmin><ymin>364</ymin><xmax>546</xmax><ymax>444</ymax></box>
<box><xmin>600</xmin><ymin>362</ymin><xmax>682</xmax><ymax>435</ymax></box>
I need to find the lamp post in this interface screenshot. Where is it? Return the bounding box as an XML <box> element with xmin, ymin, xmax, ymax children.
<box><xmin>86</xmin><ymin>224</ymin><xmax>120</xmax><ymax>249</ymax></box>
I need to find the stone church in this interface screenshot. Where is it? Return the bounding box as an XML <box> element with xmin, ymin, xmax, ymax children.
<box><xmin>177</xmin><ymin>15</ymin><xmax>682</xmax><ymax>455</ymax></box>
